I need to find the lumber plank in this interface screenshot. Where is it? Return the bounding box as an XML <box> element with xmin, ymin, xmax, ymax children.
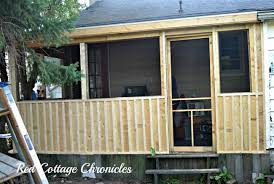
<box><xmin>69</xmin><ymin>12</ymin><xmax>257</xmax><ymax>39</ymax></box>
<box><xmin>145</xmin><ymin>168</ymin><xmax>220</xmax><ymax>175</ymax></box>
<box><xmin>147</xmin><ymin>153</ymin><xmax>219</xmax><ymax>158</ymax></box>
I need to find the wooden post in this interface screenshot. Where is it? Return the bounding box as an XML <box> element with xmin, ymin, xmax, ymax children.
<box><xmin>80</xmin><ymin>43</ymin><xmax>89</xmax><ymax>100</ymax></box>
<box><xmin>159</xmin><ymin>32</ymin><xmax>167</xmax><ymax>96</ymax></box>
<box><xmin>8</xmin><ymin>52</ymin><xmax>18</xmax><ymax>101</ymax></box>
<box><xmin>212</xmin><ymin>28</ymin><xmax>220</xmax><ymax>152</ymax></box>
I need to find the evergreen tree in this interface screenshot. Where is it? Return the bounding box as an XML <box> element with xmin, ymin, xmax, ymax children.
<box><xmin>0</xmin><ymin>0</ymin><xmax>82</xmax><ymax>99</ymax></box>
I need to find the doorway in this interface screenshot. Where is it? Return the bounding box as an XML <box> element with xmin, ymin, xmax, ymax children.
<box><xmin>170</xmin><ymin>37</ymin><xmax>213</xmax><ymax>152</ymax></box>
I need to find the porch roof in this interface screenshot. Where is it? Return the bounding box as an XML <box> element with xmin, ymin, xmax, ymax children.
<box><xmin>75</xmin><ymin>0</ymin><xmax>274</xmax><ymax>28</ymax></box>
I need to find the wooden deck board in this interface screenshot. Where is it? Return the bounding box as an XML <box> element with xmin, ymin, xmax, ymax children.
<box><xmin>0</xmin><ymin>153</ymin><xmax>26</xmax><ymax>183</ymax></box>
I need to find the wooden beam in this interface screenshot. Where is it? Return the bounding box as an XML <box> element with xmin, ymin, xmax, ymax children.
<box><xmin>212</xmin><ymin>28</ymin><xmax>221</xmax><ymax>152</ymax></box>
<box><xmin>80</xmin><ymin>43</ymin><xmax>89</xmax><ymax>99</ymax></box>
<box><xmin>159</xmin><ymin>32</ymin><xmax>167</xmax><ymax>96</ymax></box>
<box><xmin>8</xmin><ymin>52</ymin><xmax>18</xmax><ymax>101</ymax></box>
<box><xmin>70</xmin><ymin>12</ymin><xmax>258</xmax><ymax>39</ymax></box>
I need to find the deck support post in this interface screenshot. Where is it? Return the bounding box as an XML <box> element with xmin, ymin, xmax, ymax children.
<box><xmin>80</xmin><ymin>43</ymin><xmax>89</xmax><ymax>100</ymax></box>
<box><xmin>252</xmin><ymin>154</ymin><xmax>261</xmax><ymax>183</ymax></box>
<box><xmin>234</xmin><ymin>154</ymin><xmax>244</xmax><ymax>183</ymax></box>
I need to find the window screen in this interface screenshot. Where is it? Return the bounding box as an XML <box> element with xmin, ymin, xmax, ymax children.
<box><xmin>219</xmin><ymin>30</ymin><xmax>250</xmax><ymax>93</ymax></box>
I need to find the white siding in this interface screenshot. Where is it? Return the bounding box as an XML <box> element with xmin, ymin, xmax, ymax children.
<box><xmin>264</xmin><ymin>20</ymin><xmax>274</xmax><ymax>149</ymax></box>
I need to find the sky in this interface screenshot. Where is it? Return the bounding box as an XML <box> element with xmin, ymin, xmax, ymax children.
<box><xmin>78</xmin><ymin>0</ymin><xmax>89</xmax><ymax>6</ymax></box>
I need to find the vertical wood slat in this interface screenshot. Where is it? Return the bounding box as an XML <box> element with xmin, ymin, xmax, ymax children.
<box><xmin>149</xmin><ymin>98</ymin><xmax>154</xmax><ymax>149</ymax></box>
<box><xmin>76</xmin><ymin>102</ymin><xmax>81</xmax><ymax>153</ymax></box>
<box><xmin>62</xmin><ymin>102</ymin><xmax>66</xmax><ymax>152</ymax></box>
<box><xmin>232</xmin><ymin>96</ymin><xmax>235</xmax><ymax>151</ymax></box>
<box><xmin>119</xmin><ymin>100</ymin><xmax>124</xmax><ymax>152</ymax></box>
<box><xmin>90</xmin><ymin>102</ymin><xmax>95</xmax><ymax>153</ymax></box>
<box><xmin>133</xmin><ymin>100</ymin><xmax>139</xmax><ymax>152</ymax></box>
<box><xmin>223</xmin><ymin>97</ymin><xmax>227</xmax><ymax>151</ymax></box>
<box><xmin>111</xmin><ymin>101</ymin><xmax>117</xmax><ymax>153</ymax></box>
<box><xmin>248</xmin><ymin>95</ymin><xmax>251</xmax><ymax>151</ymax></box>
<box><xmin>141</xmin><ymin>99</ymin><xmax>147</xmax><ymax>151</ymax></box>
<box><xmin>104</xmin><ymin>101</ymin><xmax>109</xmax><ymax>152</ymax></box>
<box><xmin>35</xmin><ymin>103</ymin><xmax>40</xmax><ymax>151</ymax></box>
<box><xmin>48</xmin><ymin>102</ymin><xmax>53</xmax><ymax>152</ymax></box>
<box><xmin>68</xmin><ymin>102</ymin><xmax>73</xmax><ymax>152</ymax></box>
<box><xmin>96</xmin><ymin>101</ymin><xmax>101</xmax><ymax>152</ymax></box>
<box><xmin>218</xmin><ymin>97</ymin><xmax>224</xmax><ymax>151</ymax></box>
<box><xmin>126</xmin><ymin>100</ymin><xmax>132</xmax><ymax>152</ymax></box>
<box><xmin>56</xmin><ymin>103</ymin><xmax>61</xmax><ymax>152</ymax></box>
<box><xmin>29</xmin><ymin>104</ymin><xmax>34</xmax><ymax>142</ymax></box>
<box><xmin>157</xmin><ymin>98</ymin><xmax>162</xmax><ymax>151</ymax></box>
<box><xmin>240</xmin><ymin>96</ymin><xmax>244</xmax><ymax>150</ymax></box>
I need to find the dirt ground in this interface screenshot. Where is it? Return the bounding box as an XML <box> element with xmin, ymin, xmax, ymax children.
<box><xmin>48</xmin><ymin>177</ymin><xmax>144</xmax><ymax>184</ymax></box>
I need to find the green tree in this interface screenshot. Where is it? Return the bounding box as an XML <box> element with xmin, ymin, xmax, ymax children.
<box><xmin>0</xmin><ymin>0</ymin><xmax>82</xmax><ymax>99</ymax></box>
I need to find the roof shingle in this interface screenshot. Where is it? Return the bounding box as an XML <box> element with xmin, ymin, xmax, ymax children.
<box><xmin>75</xmin><ymin>0</ymin><xmax>274</xmax><ymax>28</ymax></box>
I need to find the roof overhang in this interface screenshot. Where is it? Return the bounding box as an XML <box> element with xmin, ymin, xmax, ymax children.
<box><xmin>69</xmin><ymin>11</ymin><xmax>258</xmax><ymax>39</ymax></box>
<box><xmin>258</xmin><ymin>10</ymin><xmax>274</xmax><ymax>21</ymax></box>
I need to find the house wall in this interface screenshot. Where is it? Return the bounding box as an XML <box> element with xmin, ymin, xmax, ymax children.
<box><xmin>264</xmin><ymin>20</ymin><xmax>274</xmax><ymax>149</ymax></box>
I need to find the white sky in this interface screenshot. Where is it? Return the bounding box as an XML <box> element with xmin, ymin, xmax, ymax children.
<box><xmin>78</xmin><ymin>0</ymin><xmax>89</xmax><ymax>6</ymax></box>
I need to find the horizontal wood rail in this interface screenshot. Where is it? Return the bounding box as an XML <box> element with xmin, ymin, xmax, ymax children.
<box><xmin>147</xmin><ymin>153</ymin><xmax>218</xmax><ymax>159</ymax></box>
<box><xmin>173</xmin><ymin>109</ymin><xmax>212</xmax><ymax>113</ymax></box>
<box><xmin>172</xmin><ymin>97</ymin><xmax>211</xmax><ymax>101</ymax></box>
<box><xmin>145</xmin><ymin>168</ymin><xmax>220</xmax><ymax>175</ymax></box>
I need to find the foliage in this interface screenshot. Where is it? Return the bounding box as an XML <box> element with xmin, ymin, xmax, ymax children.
<box><xmin>0</xmin><ymin>0</ymin><xmax>81</xmax><ymax>49</ymax></box>
<box><xmin>256</xmin><ymin>175</ymin><xmax>266</xmax><ymax>184</ymax></box>
<box><xmin>38</xmin><ymin>59</ymin><xmax>81</xmax><ymax>86</ymax></box>
<box><xmin>196</xmin><ymin>175</ymin><xmax>207</xmax><ymax>184</ymax></box>
<box><xmin>210</xmin><ymin>167</ymin><xmax>232</xmax><ymax>184</ymax></box>
<box><xmin>150</xmin><ymin>147</ymin><xmax>156</xmax><ymax>157</ymax></box>
<box><xmin>0</xmin><ymin>0</ymin><xmax>83</xmax><ymax>99</ymax></box>
<box><xmin>160</xmin><ymin>176</ymin><xmax>180</xmax><ymax>184</ymax></box>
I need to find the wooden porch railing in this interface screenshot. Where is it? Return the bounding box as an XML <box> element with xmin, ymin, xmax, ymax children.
<box><xmin>216</xmin><ymin>93</ymin><xmax>265</xmax><ymax>153</ymax></box>
<box><xmin>17</xmin><ymin>96</ymin><xmax>169</xmax><ymax>154</ymax></box>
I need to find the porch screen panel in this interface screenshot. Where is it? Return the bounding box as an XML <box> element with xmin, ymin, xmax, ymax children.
<box><xmin>88</xmin><ymin>44</ymin><xmax>109</xmax><ymax>98</ymax></box>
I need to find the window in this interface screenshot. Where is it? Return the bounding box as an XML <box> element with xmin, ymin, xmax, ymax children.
<box><xmin>88</xmin><ymin>44</ymin><xmax>109</xmax><ymax>98</ymax></box>
<box><xmin>219</xmin><ymin>30</ymin><xmax>250</xmax><ymax>93</ymax></box>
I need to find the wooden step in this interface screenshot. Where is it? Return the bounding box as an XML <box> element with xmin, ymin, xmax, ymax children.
<box><xmin>147</xmin><ymin>153</ymin><xmax>218</xmax><ymax>159</ymax></box>
<box><xmin>0</xmin><ymin>133</ymin><xmax>11</xmax><ymax>139</ymax></box>
<box><xmin>0</xmin><ymin>108</ymin><xmax>9</xmax><ymax>117</ymax></box>
<box><xmin>145</xmin><ymin>168</ymin><xmax>220</xmax><ymax>175</ymax></box>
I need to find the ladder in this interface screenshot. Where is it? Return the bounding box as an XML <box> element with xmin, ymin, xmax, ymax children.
<box><xmin>0</xmin><ymin>82</ymin><xmax>49</xmax><ymax>184</ymax></box>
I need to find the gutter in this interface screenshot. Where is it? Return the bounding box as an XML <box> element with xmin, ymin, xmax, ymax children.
<box><xmin>258</xmin><ymin>10</ymin><xmax>274</xmax><ymax>21</ymax></box>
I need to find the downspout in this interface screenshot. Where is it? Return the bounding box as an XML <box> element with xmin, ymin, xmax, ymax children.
<box><xmin>258</xmin><ymin>10</ymin><xmax>274</xmax><ymax>21</ymax></box>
